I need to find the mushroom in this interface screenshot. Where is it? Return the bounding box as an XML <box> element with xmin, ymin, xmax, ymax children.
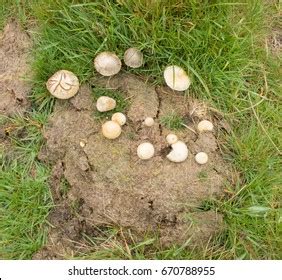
<box><xmin>112</xmin><ymin>112</ymin><xmax>126</xmax><ymax>126</ymax></box>
<box><xmin>166</xmin><ymin>134</ymin><xmax>178</xmax><ymax>145</ymax></box>
<box><xmin>195</xmin><ymin>152</ymin><xmax>208</xmax><ymax>165</ymax></box>
<box><xmin>79</xmin><ymin>141</ymin><xmax>86</xmax><ymax>148</ymax></box>
<box><xmin>96</xmin><ymin>96</ymin><xmax>116</xmax><ymax>112</ymax></box>
<box><xmin>144</xmin><ymin>117</ymin><xmax>155</xmax><ymax>127</ymax></box>
<box><xmin>94</xmin><ymin>51</ymin><xmax>121</xmax><ymax>76</ymax></box>
<box><xmin>124</xmin><ymin>47</ymin><xmax>143</xmax><ymax>68</ymax></box>
<box><xmin>166</xmin><ymin>141</ymin><xmax>188</xmax><ymax>163</ymax></box>
<box><xmin>102</xmin><ymin>121</ymin><xmax>122</xmax><ymax>139</ymax></box>
<box><xmin>46</xmin><ymin>70</ymin><xmax>79</xmax><ymax>99</ymax></box>
<box><xmin>197</xmin><ymin>120</ymin><xmax>214</xmax><ymax>132</ymax></box>
<box><xmin>137</xmin><ymin>142</ymin><xmax>155</xmax><ymax>160</ymax></box>
<box><xmin>163</xmin><ymin>65</ymin><xmax>191</xmax><ymax>91</ymax></box>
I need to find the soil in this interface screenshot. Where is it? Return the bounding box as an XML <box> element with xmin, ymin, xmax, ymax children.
<box><xmin>0</xmin><ymin>20</ymin><xmax>32</xmax><ymax>117</ymax></box>
<box><xmin>35</xmin><ymin>73</ymin><xmax>233</xmax><ymax>259</ymax></box>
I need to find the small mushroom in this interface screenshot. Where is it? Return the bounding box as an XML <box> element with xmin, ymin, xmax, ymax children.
<box><xmin>102</xmin><ymin>121</ymin><xmax>121</xmax><ymax>139</ymax></box>
<box><xmin>166</xmin><ymin>134</ymin><xmax>178</xmax><ymax>145</ymax></box>
<box><xmin>96</xmin><ymin>96</ymin><xmax>116</xmax><ymax>112</ymax></box>
<box><xmin>79</xmin><ymin>141</ymin><xmax>86</xmax><ymax>148</ymax></box>
<box><xmin>137</xmin><ymin>142</ymin><xmax>155</xmax><ymax>160</ymax></box>
<box><xmin>94</xmin><ymin>51</ymin><xmax>121</xmax><ymax>76</ymax></box>
<box><xmin>46</xmin><ymin>70</ymin><xmax>79</xmax><ymax>99</ymax></box>
<box><xmin>144</xmin><ymin>117</ymin><xmax>154</xmax><ymax>127</ymax></box>
<box><xmin>112</xmin><ymin>112</ymin><xmax>126</xmax><ymax>126</ymax></box>
<box><xmin>164</xmin><ymin>65</ymin><xmax>191</xmax><ymax>91</ymax></box>
<box><xmin>167</xmin><ymin>141</ymin><xmax>188</xmax><ymax>163</ymax></box>
<box><xmin>195</xmin><ymin>152</ymin><xmax>208</xmax><ymax>165</ymax></box>
<box><xmin>124</xmin><ymin>47</ymin><xmax>143</xmax><ymax>68</ymax></box>
<box><xmin>197</xmin><ymin>120</ymin><xmax>214</xmax><ymax>132</ymax></box>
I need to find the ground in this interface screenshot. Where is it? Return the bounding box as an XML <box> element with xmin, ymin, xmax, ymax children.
<box><xmin>0</xmin><ymin>1</ymin><xmax>281</xmax><ymax>260</ymax></box>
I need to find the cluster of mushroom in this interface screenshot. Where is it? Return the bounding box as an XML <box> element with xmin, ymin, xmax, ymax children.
<box><xmin>96</xmin><ymin>96</ymin><xmax>127</xmax><ymax>139</ymax></box>
<box><xmin>46</xmin><ymin>47</ymin><xmax>213</xmax><ymax>165</ymax></box>
<box><xmin>137</xmin><ymin>119</ymin><xmax>213</xmax><ymax>165</ymax></box>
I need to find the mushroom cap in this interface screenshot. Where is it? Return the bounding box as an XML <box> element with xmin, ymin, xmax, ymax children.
<box><xmin>166</xmin><ymin>140</ymin><xmax>188</xmax><ymax>163</ymax></box>
<box><xmin>46</xmin><ymin>70</ymin><xmax>79</xmax><ymax>99</ymax></box>
<box><xmin>137</xmin><ymin>142</ymin><xmax>155</xmax><ymax>160</ymax></box>
<box><xmin>102</xmin><ymin>121</ymin><xmax>122</xmax><ymax>139</ymax></box>
<box><xmin>94</xmin><ymin>51</ymin><xmax>122</xmax><ymax>76</ymax></box>
<box><xmin>195</xmin><ymin>152</ymin><xmax>208</xmax><ymax>165</ymax></box>
<box><xmin>96</xmin><ymin>96</ymin><xmax>116</xmax><ymax>112</ymax></box>
<box><xmin>124</xmin><ymin>47</ymin><xmax>143</xmax><ymax>68</ymax></box>
<box><xmin>163</xmin><ymin>65</ymin><xmax>191</xmax><ymax>91</ymax></box>
<box><xmin>144</xmin><ymin>117</ymin><xmax>155</xmax><ymax>127</ymax></box>
<box><xmin>112</xmin><ymin>112</ymin><xmax>127</xmax><ymax>126</ymax></box>
<box><xmin>197</xmin><ymin>120</ymin><xmax>214</xmax><ymax>132</ymax></box>
<box><xmin>166</xmin><ymin>134</ymin><xmax>178</xmax><ymax>145</ymax></box>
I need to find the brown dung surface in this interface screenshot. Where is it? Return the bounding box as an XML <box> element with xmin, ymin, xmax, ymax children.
<box><xmin>0</xmin><ymin>20</ymin><xmax>32</xmax><ymax>117</ymax></box>
<box><xmin>36</xmin><ymin>74</ymin><xmax>233</xmax><ymax>259</ymax></box>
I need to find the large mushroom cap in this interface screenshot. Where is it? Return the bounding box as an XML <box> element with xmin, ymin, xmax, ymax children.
<box><xmin>163</xmin><ymin>65</ymin><xmax>191</xmax><ymax>91</ymax></box>
<box><xmin>94</xmin><ymin>51</ymin><xmax>122</xmax><ymax>76</ymax></box>
<box><xmin>46</xmin><ymin>70</ymin><xmax>79</xmax><ymax>99</ymax></box>
<box><xmin>124</xmin><ymin>48</ymin><xmax>143</xmax><ymax>68</ymax></box>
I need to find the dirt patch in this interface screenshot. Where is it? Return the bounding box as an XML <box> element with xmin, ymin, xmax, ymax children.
<box><xmin>0</xmin><ymin>20</ymin><xmax>32</xmax><ymax>117</ymax></box>
<box><xmin>36</xmin><ymin>74</ymin><xmax>233</xmax><ymax>259</ymax></box>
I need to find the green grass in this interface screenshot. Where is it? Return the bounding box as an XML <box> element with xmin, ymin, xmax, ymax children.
<box><xmin>0</xmin><ymin>0</ymin><xmax>281</xmax><ymax>259</ymax></box>
<box><xmin>0</xmin><ymin>111</ymin><xmax>52</xmax><ymax>259</ymax></box>
<box><xmin>160</xmin><ymin>113</ymin><xmax>185</xmax><ymax>130</ymax></box>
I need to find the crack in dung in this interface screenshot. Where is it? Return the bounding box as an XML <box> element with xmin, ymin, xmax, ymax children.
<box><xmin>155</xmin><ymin>86</ymin><xmax>163</xmax><ymax>136</ymax></box>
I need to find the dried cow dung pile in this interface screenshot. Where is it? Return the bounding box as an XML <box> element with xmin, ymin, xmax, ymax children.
<box><xmin>36</xmin><ymin>73</ymin><xmax>233</xmax><ymax>259</ymax></box>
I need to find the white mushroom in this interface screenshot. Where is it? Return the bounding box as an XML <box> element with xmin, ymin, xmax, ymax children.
<box><xmin>102</xmin><ymin>121</ymin><xmax>121</xmax><ymax>139</ymax></box>
<box><xmin>79</xmin><ymin>141</ymin><xmax>86</xmax><ymax>148</ymax></box>
<box><xmin>166</xmin><ymin>134</ymin><xmax>178</xmax><ymax>145</ymax></box>
<box><xmin>46</xmin><ymin>70</ymin><xmax>79</xmax><ymax>99</ymax></box>
<box><xmin>137</xmin><ymin>142</ymin><xmax>155</xmax><ymax>160</ymax></box>
<box><xmin>195</xmin><ymin>152</ymin><xmax>208</xmax><ymax>165</ymax></box>
<box><xmin>96</xmin><ymin>96</ymin><xmax>116</xmax><ymax>112</ymax></box>
<box><xmin>166</xmin><ymin>141</ymin><xmax>188</xmax><ymax>163</ymax></box>
<box><xmin>124</xmin><ymin>48</ymin><xmax>143</xmax><ymax>68</ymax></box>
<box><xmin>94</xmin><ymin>51</ymin><xmax>121</xmax><ymax>76</ymax></box>
<box><xmin>111</xmin><ymin>112</ymin><xmax>126</xmax><ymax>126</ymax></box>
<box><xmin>163</xmin><ymin>65</ymin><xmax>191</xmax><ymax>91</ymax></box>
<box><xmin>197</xmin><ymin>120</ymin><xmax>214</xmax><ymax>132</ymax></box>
<box><xmin>144</xmin><ymin>117</ymin><xmax>154</xmax><ymax>127</ymax></box>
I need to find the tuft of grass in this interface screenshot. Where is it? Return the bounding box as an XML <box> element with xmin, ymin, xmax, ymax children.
<box><xmin>0</xmin><ymin>0</ymin><xmax>281</xmax><ymax>259</ymax></box>
<box><xmin>160</xmin><ymin>113</ymin><xmax>185</xmax><ymax>130</ymax></box>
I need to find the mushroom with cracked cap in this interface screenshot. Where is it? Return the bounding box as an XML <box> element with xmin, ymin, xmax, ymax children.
<box><xmin>167</xmin><ymin>141</ymin><xmax>188</xmax><ymax>163</ymax></box>
<box><xmin>94</xmin><ymin>51</ymin><xmax>121</xmax><ymax>76</ymax></box>
<box><xmin>46</xmin><ymin>70</ymin><xmax>79</xmax><ymax>99</ymax></box>
<box><xmin>102</xmin><ymin>121</ymin><xmax>122</xmax><ymax>139</ymax></box>
<box><xmin>164</xmin><ymin>65</ymin><xmax>191</xmax><ymax>91</ymax></box>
